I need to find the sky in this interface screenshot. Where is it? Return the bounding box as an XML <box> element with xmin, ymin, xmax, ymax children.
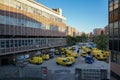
<box><xmin>35</xmin><ymin>0</ymin><xmax>108</xmax><ymax>33</ymax></box>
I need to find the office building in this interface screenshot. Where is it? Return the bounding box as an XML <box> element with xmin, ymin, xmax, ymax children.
<box><xmin>109</xmin><ymin>0</ymin><xmax>120</xmax><ymax>79</ymax></box>
<box><xmin>0</xmin><ymin>0</ymin><xmax>66</xmax><ymax>65</ymax></box>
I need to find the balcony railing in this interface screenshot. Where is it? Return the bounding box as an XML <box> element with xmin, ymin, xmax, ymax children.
<box><xmin>0</xmin><ymin>43</ymin><xmax>66</xmax><ymax>56</ymax></box>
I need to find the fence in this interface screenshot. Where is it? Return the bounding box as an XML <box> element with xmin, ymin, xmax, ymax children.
<box><xmin>75</xmin><ymin>68</ymin><xmax>108</xmax><ymax>80</ymax></box>
<box><xmin>47</xmin><ymin>70</ymin><xmax>75</xmax><ymax>80</ymax></box>
<box><xmin>0</xmin><ymin>66</ymin><xmax>47</xmax><ymax>80</ymax></box>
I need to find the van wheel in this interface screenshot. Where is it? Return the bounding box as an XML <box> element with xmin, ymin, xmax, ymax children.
<box><xmin>56</xmin><ymin>62</ymin><xmax>59</xmax><ymax>65</ymax></box>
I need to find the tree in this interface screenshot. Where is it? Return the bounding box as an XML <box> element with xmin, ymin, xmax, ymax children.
<box><xmin>66</xmin><ymin>34</ymin><xmax>87</xmax><ymax>46</ymax></box>
<box><xmin>93</xmin><ymin>35</ymin><xmax>108</xmax><ymax>50</ymax></box>
<box><xmin>66</xmin><ymin>36</ymin><xmax>76</xmax><ymax>46</ymax></box>
<box><xmin>80</xmin><ymin>33</ymin><xmax>87</xmax><ymax>42</ymax></box>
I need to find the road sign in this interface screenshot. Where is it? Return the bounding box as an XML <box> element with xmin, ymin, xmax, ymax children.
<box><xmin>41</xmin><ymin>66</ymin><xmax>47</xmax><ymax>80</ymax></box>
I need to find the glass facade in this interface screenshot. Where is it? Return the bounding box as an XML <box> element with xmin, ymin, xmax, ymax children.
<box><xmin>0</xmin><ymin>38</ymin><xmax>66</xmax><ymax>55</ymax></box>
<box><xmin>109</xmin><ymin>0</ymin><xmax>120</xmax><ymax>63</ymax></box>
<box><xmin>0</xmin><ymin>38</ymin><xmax>66</xmax><ymax>49</ymax></box>
<box><xmin>109</xmin><ymin>0</ymin><xmax>120</xmax><ymax>79</ymax></box>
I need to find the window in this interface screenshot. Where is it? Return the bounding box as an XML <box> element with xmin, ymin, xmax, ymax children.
<box><xmin>113</xmin><ymin>40</ymin><xmax>119</xmax><ymax>51</ymax></box>
<box><xmin>114</xmin><ymin>28</ymin><xmax>118</xmax><ymax>37</ymax></box>
<box><xmin>117</xmin><ymin>53</ymin><xmax>120</xmax><ymax>65</ymax></box>
<box><xmin>41</xmin><ymin>24</ymin><xmax>46</xmax><ymax>29</ymax></box>
<box><xmin>109</xmin><ymin>12</ymin><xmax>113</xmax><ymax>23</ymax></box>
<box><xmin>22</xmin><ymin>40</ymin><xmax>24</xmax><ymax>46</ymax></box>
<box><xmin>111</xmin><ymin>51</ymin><xmax>117</xmax><ymax>63</ymax></box>
<box><xmin>15</xmin><ymin>40</ymin><xmax>18</xmax><ymax>47</ymax></box>
<box><xmin>109</xmin><ymin>30</ymin><xmax>113</xmax><ymax>37</ymax></box>
<box><xmin>114</xmin><ymin>9</ymin><xmax>119</xmax><ymax>21</ymax></box>
<box><xmin>119</xmin><ymin>40</ymin><xmax>120</xmax><ymax>51</ymax></box>
<box><xmin>42</xmin><ymin>11</ymin><xmax>47</xmax><ymax>17</ymax></box>
<box><xmin>10</xmin><ymin>40</ymin><xmax>14</xmax><ymax>47</ymax></box>
<box><xmin>0</xmin><ymin>15</ymin><xmax>5</xmax><ymax>24</ymax></box>
<box><xmin>0</xmin><ymin>40</ymin><xmax>5</xmax><ymax>48</ymax></box>
<box><xmin>114</xmin><ymin>0</ymin><xmax>118</xmax><ymax>9</ymax></box>
<box><xmin>22</xmin><ymin>3</ymin><xmax>27</xmax><ymax>11</ymax></box>
<box><xmin>118</xmin><ymin>21</ymin><xmax>120</xmax><ymax>28</ymax></box>
<box><xmin>37</xmin><ymin>10</ymin><xmax>42</xmax><ymax>15</ymax></box>
<box><xmin>109</xmin><ymin>40</ymin><xmax>113</xmax><ymax>50</ymax></box>
<box><xmin>114</xmin><ymin>21</ymin><xmax>118</xmax><ymax>28</ymax></box>
<box><xmin>31</xmin><ymin>40</ymin><xmax>33</xmax><ymax>45</ymax></box>
<box><xmin>25</xmin><ymin>40</ymin><xmax>27</xmax><ymax>46</ymax></box>
<box><xmin>50</xmin><ymin>25</ymin><xmax>58</xmax><ymax>31</ymax></box>
<box><xmin>6</xmin><ymin>40</ymin><xmax>10</xmax><ymax>48</ymax></box>
<box><xmin>16</xmin><ymin>2</ymin><xmax>21</xmax><ymax>10</ymax></box>
<box><xmin>18</xmin><ymin>40</ymin><xmax>21</xmax><ymax>47</ymax></box>
<box><xmin>28</xmin><ymin>40</ymin><xmax>31</xmax><ymax>45</ymax></box>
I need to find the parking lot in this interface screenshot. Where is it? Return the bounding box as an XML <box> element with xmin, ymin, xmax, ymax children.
<box><xmin>0</xmin><ymin>43</ymin><xmax>110</xmax><ymax>80</ymax></box>
<box><xmin>26</xmin><ymin>44</ymin><xmax>110</xmax><ymax>79</ymax></box>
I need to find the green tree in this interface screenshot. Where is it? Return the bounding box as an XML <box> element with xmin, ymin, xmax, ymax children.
<box><xmin>66</xmin><ymin>34</ymin><xmax>87</xmax><ymax>46</ymax></box>
<box><xmin>80</xmin><ymin>33</ymin><xmax>87</xmax><ymax>42</ymax></box>
<box><xmin>66</xmin><ymin>36</ymin><xmax>76</xmax><ymax>46</ymax></box>
<box><xmin>93</xmin><ymin>35</ymin><xmax>108</xmax><ymax>50</ymax></box>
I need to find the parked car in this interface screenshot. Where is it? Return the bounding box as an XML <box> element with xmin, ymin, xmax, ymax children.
<box><xmin>66</xmin><ymin>50</ymin><xmax>78</xmax><ymax>58</ymax></box>
<box><xmin>56</xmin><ymin>57</ymin><xmax>73</xmax><ymax>66</ymax></box>
<box><xmin>91</xmin><ymin>48</ymin><xmax>98</xmax><ymax>51</ymax></box>
<box><xmin>81</xmin><ymin>51</ymin><xmax>87</xmax><ymax>57</ymax></box>
<box><xmin>54</xmin><ymin>50</ymin><xmax>59</xmax><ymax>55</ymax></box>
<box><xmin>91</xmin><ymin>48</ymin><xmax>100</xmax><ymax>57</ymax></box>
<box><xmin>94</xmin><ymin>52</ymin><xmax>107</xmax><ymax>60</ymax></box>
<box><xmin>71</xmin><ymin>46</ymin><xmax>76</xmax><ymax>50</ymax></box>
<box><xmin>61</xmin><ymin>48</ymin><xmax>66</xmax><ymax>53</ymax></box>
<box><xmin>66</xmin><ymin>57</ymin><xmax>75</xmax><ymax>63</ymax></box>
<box><xmin>42</xmin><ymin>54</ymin><xmax>50</xmax><ymax>60</ymax></box>
<box><xmin>81</xmin><ymin>46</ymin><xmax>86</xmax><ymax>50</ymax></box>
<box><xmin>49</xmin><ymin>52</ymin><xmax>54</xmax><ymax>58</ymax></box>
<box><xmin>29</xmin><ymin>56</ymin><xmax>43</xmax><ymax>64</ymax></box>
<box><xmin>85</xmin><ymin>56</ymin><xmax>94</xmax><ymax>64</ymax></box>
<box><xmin>103</xmin><ymin>51</ymin><xmax>110</xmax><ymax>57</ymax></box>
<box><xmin>81</xmin><ymin>46</ymin><xmax>91</xmax><ymax>52</ymax></box>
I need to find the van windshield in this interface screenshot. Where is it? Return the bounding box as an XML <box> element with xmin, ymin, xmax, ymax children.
<box><xmin>65</xmin><ymin>59</ymin><xmax>70</xmax><ymax>62</ymax></box>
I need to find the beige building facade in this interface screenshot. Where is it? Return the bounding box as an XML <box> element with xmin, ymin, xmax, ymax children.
<box><xmin>66</xmin><ymin>26</ymin><xmax>76</xmax><ymax>37</ymax></box>
<box><xmin>0</xmin><ymin>0</ymin><xmax>66</xmax><ymax>65</ymax></box>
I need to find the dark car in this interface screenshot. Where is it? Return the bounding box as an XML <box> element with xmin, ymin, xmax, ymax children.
<box><xmin>71</xmin><ymin>46</ymin><xmax>76</xmax><ymax>50</ymax></box>
<box><xmin>85</xmin><ymin>56</ymin><xmax>94</xmax><ymax>64</ymax></box>
<box><xmin>49</xmin><ymin>52</ymin><xmax>54</xmax><ymax>58</ymax></box>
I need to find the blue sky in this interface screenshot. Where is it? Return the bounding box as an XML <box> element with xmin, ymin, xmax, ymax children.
<box><xmin>36</xmin><ymin>0</ymin><xmax>108</xmax><ymax>33</ymax></box>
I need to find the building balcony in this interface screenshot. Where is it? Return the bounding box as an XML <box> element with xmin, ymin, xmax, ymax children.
<box><xmin>0</xmin><ymin>42</ymin><xmax>66</xmax><ymax>56</ymax></box>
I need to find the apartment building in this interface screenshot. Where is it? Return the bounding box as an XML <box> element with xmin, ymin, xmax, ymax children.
<box><xmin>66</xmin><ymin>26</ymin><xmax>76</xmax><ymax>37</ymax></box>
<box><xmin>93</xmin><ymin>28</ymin><xmax>103</xmax><ymax>36</ymax></box>
<box><xmin>103</xmin><ymin>25</ymin><xmax>109</xmax><ymax>35</ymax></box>
<box><xmin>109</xmin><ymin>0</ymin><xmax>120</xmax><ymax>79</ymax></box>
<box><xmin>0</xmin><ymin>0</ymin><xmax>66</xmax><ymax>65</ymax></box>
